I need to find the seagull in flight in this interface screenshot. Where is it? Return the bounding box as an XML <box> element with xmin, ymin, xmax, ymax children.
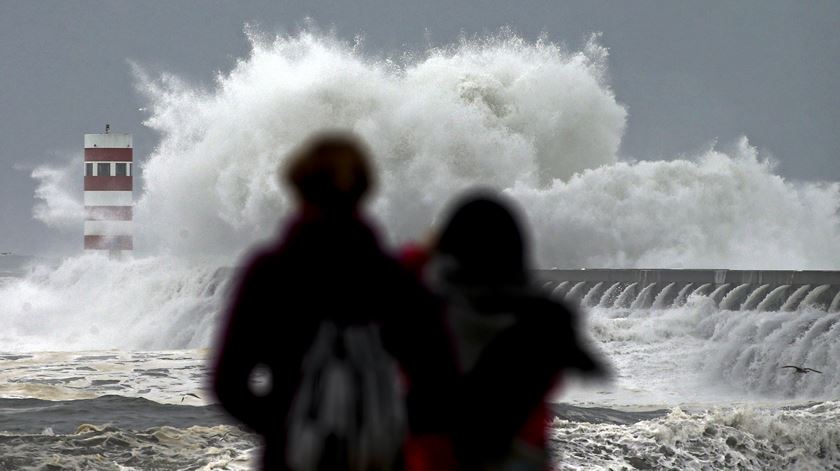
<box><xmin>781</xmin><ymin>365</ymin><xmax>823</xmax><ymax>374</ymax></box>
<box><xmin>181</xmin><ymin>393</ymin><xmax>201</xmax><ymax>403</ymax></box>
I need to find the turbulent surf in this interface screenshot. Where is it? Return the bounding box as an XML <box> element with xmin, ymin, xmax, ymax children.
<box><xmin>3</xmin><ymin>29</ymin><xmax>840</xmax><ymax>469</ymax></box>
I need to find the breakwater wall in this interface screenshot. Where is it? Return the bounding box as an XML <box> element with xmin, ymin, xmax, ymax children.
<box><xmin>536</xmin><ymin>269</ymin><xmax>840</xmax><ymax>312</ymax></box>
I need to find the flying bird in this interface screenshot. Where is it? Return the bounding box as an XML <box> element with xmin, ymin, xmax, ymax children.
<box><xmin>181</xmin><ymin>393</ymin><xmax>201</xmax><ymax>403</ymax></box>
<box><xmin>780</xmin><ymin>365</ymin><xmax>822</xmax><ymax>374</ymax></box>
<box><xmin>0</xmin><ymin>252</ymin><xmax>12</xmax><ymax>256</ymax></box>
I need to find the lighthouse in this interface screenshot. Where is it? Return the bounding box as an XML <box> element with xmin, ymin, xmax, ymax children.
<box><xmin>84</xmin><ymin>125</ymin><xmax>133</xmax><ymax>257</ymax></box>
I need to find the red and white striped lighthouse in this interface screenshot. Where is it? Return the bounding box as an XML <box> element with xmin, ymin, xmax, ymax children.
<box><xmin>84</xmin><ymin>125</ymin><xmax>133</xmax><ymax>257</ymax></box>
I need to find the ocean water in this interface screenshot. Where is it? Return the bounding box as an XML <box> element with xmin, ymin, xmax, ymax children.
<box><xmin>552</xmin><ymin>298</ymin><xmax>840</xmax><ymax>470</ymax></box>
<box><xmin>1</xmin><ymin>297</ymin><xmax>838</xmax><ymax>470</ymax></box>
<box><xmin>0</xmin><ymin>350</ymin><xmax>257</xmax><ymax>470</ymax></box>
<box><xmin>4</xmin><ymin>29</ymin><xmax>840</xmax><ymax>469</ymax></box>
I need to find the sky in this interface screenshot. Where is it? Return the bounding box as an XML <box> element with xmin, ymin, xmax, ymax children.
<box><xmin>1</xmin><ymin>0</ymin><xmax>838</xmax><ymax>255</ymax></box>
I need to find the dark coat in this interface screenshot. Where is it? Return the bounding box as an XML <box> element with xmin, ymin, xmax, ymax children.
<box><xmin>213</xmin><ymin>212</ymin><xmax>457</xmax><ymax>470</ymax></box>
<box><xmin>432</xmin><ymin>274</ymin><xmax>604</xmax><ymax>469</ymax></box>
<box><xmin>430</xmin><ymin>194</ymin><xmax>606</xmax><ymax>470</ymax></box>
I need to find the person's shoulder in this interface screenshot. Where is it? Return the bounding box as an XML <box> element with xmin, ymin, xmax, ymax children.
<box><xmin>234</xmin><ymin>240</ymin><xmax>289</xmax><ymax>280</ymax></box>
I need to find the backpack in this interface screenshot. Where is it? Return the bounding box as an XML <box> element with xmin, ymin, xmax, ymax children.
<box><xmin>286</xmin><ymin>322</ymin><xmax>407</xmax><ymax>471</ymax></box>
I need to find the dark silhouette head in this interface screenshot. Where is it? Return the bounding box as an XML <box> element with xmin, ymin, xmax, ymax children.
<box><xmin>283</xmin><ymin>131</ymin><xmax>373</xmax><ymax>213</ymax></box>
<box><xmin>437</xmin><ymin>191</ymin><xmax>528</xmax><ymax>284</ymax></box>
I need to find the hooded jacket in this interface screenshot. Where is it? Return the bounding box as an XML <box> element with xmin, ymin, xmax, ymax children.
<box><xmin>430</xmin><ymin>195</ymin><xmax>606</xmax><ymax>470</ymax></box>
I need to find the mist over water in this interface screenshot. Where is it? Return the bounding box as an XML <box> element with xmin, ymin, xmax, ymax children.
<box><xmin>0</xmin><ymin>255</ymin><xmax>226</xmax><ymax>351</ymax></box>
<box><xmin>9</xmin><ymin>30</ymin><xmax>840</xmax><ymax>356</ymax></box>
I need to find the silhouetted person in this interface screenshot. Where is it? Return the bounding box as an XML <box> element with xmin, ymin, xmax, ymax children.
<box><xmin>213</xmin><ymin>132</ymin><xmax>457</xmax><ymax>470</ymax></box>
<box><xmin>428</xmin><ymin>191</ymin><xmax>607</xmax><ymax>471</ymax></box>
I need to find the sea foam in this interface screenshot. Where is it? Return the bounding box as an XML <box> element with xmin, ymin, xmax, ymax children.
<box><xmin>9</xmin><ymin>30</ymin><xmax>840</xmax><ymax>355</ymax></box>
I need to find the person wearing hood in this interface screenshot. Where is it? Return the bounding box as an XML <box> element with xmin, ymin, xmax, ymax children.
<box><xmin>428</xmin><ymin>191</ymin><xmax>608</xmax><ymax>471</ymax></box>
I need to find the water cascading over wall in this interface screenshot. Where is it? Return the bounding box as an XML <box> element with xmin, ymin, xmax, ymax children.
<box><xmin>538</xmin><ymin>269</ymin><xmax>840</xmax><ymax>312</ymax></box>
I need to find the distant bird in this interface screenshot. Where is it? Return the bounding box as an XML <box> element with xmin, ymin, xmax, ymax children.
<box><xmin>0</xmin><ymin>252</ymin><xmax>12</xmax><ymax>256</ymax></box>
<box><xmin>181</xmin><ymin>393</ymin><xmax>201</xmax><ymax>403</ymax></box>
<box><xmin>781</xmin><ymin>365</ymin><xmax>823</xmax><ymax>374</ymax></box>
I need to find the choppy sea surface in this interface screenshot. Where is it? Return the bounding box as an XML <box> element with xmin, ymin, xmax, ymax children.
<box><xmin>2</xmin><ymin>295</ymin><xmax>839</xmax><ymax>470</ymax></box>
<box><xmin>549</xmin><ymin>299</ymin><xmax>840</xmax><ymax>470</ymax></box>
<box><xmin>0</xmin><ymin>351</ymin><xmax>257</xmax><ymax>470</ymax></box>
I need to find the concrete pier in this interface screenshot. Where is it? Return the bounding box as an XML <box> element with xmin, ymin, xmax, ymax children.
<box><xmin>536</xmin><ymin>269</ymin><xmax>840</xmax><ymax>312</ymax></box>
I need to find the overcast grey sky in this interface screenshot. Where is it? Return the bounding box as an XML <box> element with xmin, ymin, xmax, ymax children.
<box><xmin>1</xmin><ymin>1</ymin><xmax>838</xmax><ymax>255</ymax></box>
